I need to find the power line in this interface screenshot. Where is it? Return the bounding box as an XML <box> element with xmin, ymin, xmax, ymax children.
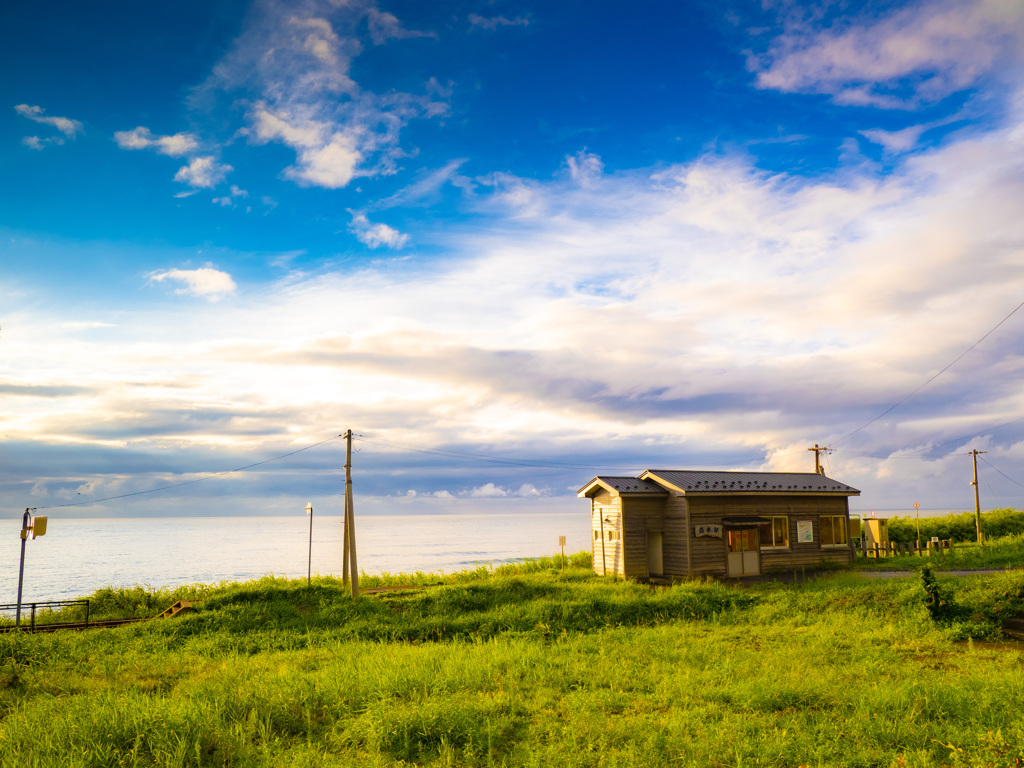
<box><xmin>831</xmin><ymin>299</ymin><xmax>1024</xmax><ymax>446</ymax></box>
<box><xmin>827</xmin><ymin>413</ymin><xmax>1024</xmax><ymax>471</ymax></box>
<box><xmin>355</xmin><ymin>435</ymin><xmax>768</xmax><ymax>471</ymax></box>
<box><xmin>980</xmin><ymin>456</ymin><xmax>1024</xmax><ymax>489</ymax></box>
<box><xmin>32</xmin><ymin>433</ymin><xmax>345</xmax><ymax>510</ymax></box>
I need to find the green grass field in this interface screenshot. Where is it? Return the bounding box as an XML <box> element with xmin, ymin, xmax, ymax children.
<box><xmin>2</xmin><ymin>550</ymin><xmax>1024</xmax><ymax>767</ymax></box>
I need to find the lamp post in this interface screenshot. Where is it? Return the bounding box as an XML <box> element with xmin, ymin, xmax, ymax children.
<box><xmin>305</xmin><ymin>502</ymin><xmax>313</xmax><ymax>587</ymax></box>
<box><xmin>914</xmin><ymin>502</ymin><xmax>921</xmax><ymax>552</ymax></box>
<box><xmin>16</xmin><ymin>508</ymin><xmax>48</xmax><ymax>629</ymax></box>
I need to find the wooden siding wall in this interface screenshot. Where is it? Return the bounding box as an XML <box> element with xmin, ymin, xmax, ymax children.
<box><xmin>590</xmin><ymin>491</ymin><xmax>623</xmax><ymax>576</ymax></box>
<box><xmin>620</xmin><ymin>497</ymin><xmax>666</xmax><ymax>579</ymax></box>
<box><xmin>663</xmin><ymin>494</ymin><xmax>689</xmax><ymax>577</ymax></box>
<box><xmin>688</xmin><ymin>495</ymin><xmax>853</xmax><ymax>575</ymax></box>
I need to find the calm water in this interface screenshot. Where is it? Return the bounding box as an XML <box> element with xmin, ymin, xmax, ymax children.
<box><xmin>2</xmin><ymin>512</ymin><xmax>590</xmax><ymax>604</ymax></box>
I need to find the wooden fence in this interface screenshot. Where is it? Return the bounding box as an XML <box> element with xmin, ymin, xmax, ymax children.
<box><xmin>858</xmin><ymin>540</ymin><xmax>954</xmax><ymax>558</ymax></box>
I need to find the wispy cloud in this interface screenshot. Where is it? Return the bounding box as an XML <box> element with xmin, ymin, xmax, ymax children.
<box><xmin>468</xmin><ymin>14</ymin><xmax>530</xmax><ymax>31</ymax></box>
<box><xmin>367</xmin><ymin>8</ymin><xmax>436</xmax><ymax>45</ymax></box>
<box><xmin>174</xmin><ymin>156</ymin><xmax>233</xmax><ymax>188</ymax></box>
<box><xmin>147</xmin><ymin>266</ymin><xmax>237</xmax><ymax>299</ymax></box>
<box><xmin>750</xmin><ymin>0</ymin><xmax>1024</xmax><ymax>108</ymax></box>
<box><xmin>114</xmin><ymin>126</ymin><xmax>199</xmax><ymax>157</ymax></box>
<box><xmin>14</xmin><ymin>104</ymin><xmax>83</xmax><ymax>137</ymax></box>
<box><xmin>348</xmin><ymin>212</ymin><xmax>410</xmax><ymax>249</ymax></box>
<box><xmin>373</xmin><ymin>159</ymin><xmax>469</xmax><ymax>208</ymax></box>
<box><xmin>14</xmin><ymin>104</ymin><xmax>83</xmax><ymax>148</ymax></box>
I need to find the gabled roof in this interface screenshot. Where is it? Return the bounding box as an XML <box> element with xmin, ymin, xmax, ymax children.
<box><xmin>577</xmin><ymin>476</ymin><xmax>670</xmax><ymax>498</ymax></box>
<box><xmin>640</xmin><ymin>470</ymin><xmax>859</xmax><ymax>496</ymax></box>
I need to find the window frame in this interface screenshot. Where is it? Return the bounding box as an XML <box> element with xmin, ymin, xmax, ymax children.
<box><xmin>758</xmin><ymin>515</ymin><xmax>790</xmax><ymax>550</ymax></box>
<box><xmin>820</xmin><ymin>515</ymin><xmax>849</xmax><ymax>547</ymax></box>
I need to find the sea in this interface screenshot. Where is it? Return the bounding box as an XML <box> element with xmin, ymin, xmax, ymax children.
<box><xmin>2</xmin><ymin>512</ymin><xmax>591</xmax><ymax>606</ymax></box>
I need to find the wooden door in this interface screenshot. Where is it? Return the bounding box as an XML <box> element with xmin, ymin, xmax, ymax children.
<box><xmin>726</xmin><ymin>529</ymin><xmax>760</xmax><ymax>577</ymax></box>
<box><xmin>647</xmin><ymin>531</ymin><xmax>663</xmax><ymax>576</ymax></box>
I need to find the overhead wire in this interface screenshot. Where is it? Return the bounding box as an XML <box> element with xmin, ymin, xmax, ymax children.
<box><xmin>830</xmin><ymin>299</ymin><xmax>1024</xmax><ymax>446</ymax></box>
<box><xmin>355</xmin><ymin>434</ymin><xmax>768</xmax><ymax>471</ymax></box>
<box><xmin>980</xmin><ymin>456</ymin><xmax>1024</xmax><ymax>490</ymax></box>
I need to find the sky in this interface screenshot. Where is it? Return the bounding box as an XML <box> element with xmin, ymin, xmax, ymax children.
<box><xmin>2</xmin><ymin>0</ymin><xmax>1024</xmax><ymax>520</ymax></box>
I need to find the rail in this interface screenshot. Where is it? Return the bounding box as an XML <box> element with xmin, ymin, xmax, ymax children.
<box><xmin>0</xmin><ymin>599</ymin><xmax>89</xmax><ymax>631</ymax></box>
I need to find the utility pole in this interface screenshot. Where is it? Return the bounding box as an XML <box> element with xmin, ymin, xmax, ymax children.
<box><xmin>969</xmin><ymin>449</ymin><xmax>986</xmax><ymax>543</ymax></box>
<box><xmin>342</xmin><ymin>429</ymin><xmax>359</xmax><ymax>599</ymax></box>
<box><xmin>808</xmin><ymin>444</ymin><xmax>829</xmax><ymax>475</ymax></box>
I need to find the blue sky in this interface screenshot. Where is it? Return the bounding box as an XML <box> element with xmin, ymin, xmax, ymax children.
<box><xmin>2</xmin><ymin>0</ymin><xmax>1024</xmax><ymax>519</ymax></box>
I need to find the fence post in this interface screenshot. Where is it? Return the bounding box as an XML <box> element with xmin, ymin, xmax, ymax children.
<box><xmin>85</xmin><ymin>600</ymin><xmax>89</xmax><ymax>628</ymax></box>
<box><xmin>30</xmin><ymin>603</ymin><xmax>36</xmax><ymax>632</ymax></box>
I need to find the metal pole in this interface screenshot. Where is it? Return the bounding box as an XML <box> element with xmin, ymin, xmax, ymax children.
<box><xmin>15</xmin><ymin>509</ymin><xmax>29</xmax><ymax>629</ymax></box>
<box><xmin>306</xmin><ymin>503</ymin><xmax>313</xmax><ymax>587</ymax></box>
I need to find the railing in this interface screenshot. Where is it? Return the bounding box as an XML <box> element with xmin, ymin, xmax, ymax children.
<box><xmin>856</xmin><ymin>540</ymin><xmax>954</xmax><ymax>558</ymax></box>
<box><xmin>0</xmin><ymin>599</ymin><xmax>89</xmax><ymax>631</ymax></box>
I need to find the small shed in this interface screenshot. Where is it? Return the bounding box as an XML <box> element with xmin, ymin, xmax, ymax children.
<box><xmin>578</xmin><ymin>470</ymin><xmax>860</xmax><ymax>578</ymax></box>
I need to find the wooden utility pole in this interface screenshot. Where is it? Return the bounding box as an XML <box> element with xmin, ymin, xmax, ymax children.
<box><xmin>969</xmin><ymin>449</ymin><xmax>986</xmax><ymax>543</ymax></box>
<box><xmin>808</xmin><ymin>444</ymin><xmax>828</xmax><ymax>475</ymax></box>
<box><xmin>342</xmin><ymin>430</ymin><xmax>359</xmax><ymax>598</ymax></box>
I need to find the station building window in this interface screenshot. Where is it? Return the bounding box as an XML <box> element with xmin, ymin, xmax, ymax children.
<box><xmin>758</xmin><ymin>516</ymin><xmax>789</xmax><ymax>548</ymax></box>
<box><xmin>820</xmin><ymin>516</ymin><xmax>848</xmax><ymax>546</ymax></box>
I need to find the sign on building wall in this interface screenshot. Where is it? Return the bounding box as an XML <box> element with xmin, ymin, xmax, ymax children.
<box><xmin>694</xmin><ymin>523</ymin><xmax>722</xmax><ymax>538</ymax></box>
<box><xmin>797</xmin><ymin>520</ymin><xmax>814</xmax><ymax>543</ymax></box>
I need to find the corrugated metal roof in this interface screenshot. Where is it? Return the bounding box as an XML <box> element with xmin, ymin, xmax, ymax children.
<box><xmin>587</xmin><ymin>476</ymin><xmax>669</xmax><ymax>494</ymax></box>
<box><xmin>642</xmin><ymin>470</ymin><xmax>860</xmax><ymax>495</ymax></box>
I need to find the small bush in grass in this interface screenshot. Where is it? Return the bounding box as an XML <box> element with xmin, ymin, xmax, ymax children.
<box><xmin>920</xmin><ymin>565</ymin><xmax>956</xmax><ymax>621</ymax></box>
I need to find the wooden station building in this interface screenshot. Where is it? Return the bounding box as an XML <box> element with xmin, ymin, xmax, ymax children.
<box><xmin>578</xmin><ymin>470</ymin><xmax>860</xmax><ymax>579</ymax></box>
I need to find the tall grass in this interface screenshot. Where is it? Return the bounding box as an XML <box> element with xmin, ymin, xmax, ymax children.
<box><xmin>1</xmin><ymin>563</ymin><xmax>1023</xmax><ymax>766</ymax></box>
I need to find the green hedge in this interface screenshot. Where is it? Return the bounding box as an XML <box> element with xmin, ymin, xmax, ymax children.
<box><xmin>883</xmin><ymin>508</ymin><xmax>1024</xmax><ymax>543</ymax></box>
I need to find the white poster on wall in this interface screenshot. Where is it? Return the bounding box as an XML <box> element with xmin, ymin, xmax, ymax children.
<box><xmin>797</xmin><ymin>520</ymin><xmax>814</xmax><ymax>543</ymax></box>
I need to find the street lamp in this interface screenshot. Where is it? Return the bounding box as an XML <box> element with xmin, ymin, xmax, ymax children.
<box><xmin>16</xmin><ymin>508</ymin><xmax>48</xmax><ymax>629</ymax></box>
<box><xmin>305</xmin><ymin>502</ymin><xmax>313</xmax><ymax>587</ymax></box>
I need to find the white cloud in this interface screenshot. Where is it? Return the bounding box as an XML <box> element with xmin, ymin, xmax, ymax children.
<box><xmin>204</xmin><ymin>2</ymin><xmax>448</xmax><ymax>189</ymax></box>
<box><xmin>348</xmin><ymin>213</ymin><xmax>410</xmax><ymax>249</ymax></box>
<box><xmin>212</xmin><ymin>185</ymin><xmax>249</xmax><ymax>207</ymax></box>
<box><xmin>147</xmin><ymin>266</ymin><xmax>237</xmax><ymax>300</ymax></box>
<box><xmin>174</xmin><ymin>156</ymin><xmax>232</xmax><ymax>188</ymax></box>
<box><xmin>467</xmin><ymin>483</ymin><xmax>508</xmax><ymax>498</ymax></box>
<box><xmin>468</xmin><ymin>14</ymin><xmax>529</xmax><ymax>30</ymax></box>
<box><xmin>21</xmin><ymin>136</ymin><xmax>46</xmax><ymax>150</ymax></box>
<box><xmin>860</xmin><ymin>126</ymin><xmax>928</xmax><ymax>153</ymax></box>
<box><xmin>250</xmin><ymin>104</ymin><xmax>362</xmax><ymax>187</ymax></box>
<box><xmin>565</xmin><ymin>150</ymin><xmax>604</xmax><ymax>187</ymax></box>
<box><xmin>114</xmin><ymin>126</ymin><xmax>199</xmax><ymax>157</ymax></box>
<box><xmin>751</xmin><ymin>0</ymin><xmax>1024</xmax><ymax>107</ymax></box>
<box><xmin>14</xmin><ymin>104</ymin><xmax>83</xmax><ymax>137</ymax></box>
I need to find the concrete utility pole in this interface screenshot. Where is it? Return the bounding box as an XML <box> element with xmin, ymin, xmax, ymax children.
<box><xmin>969</xmin><ymin>449</ymin><xmax>987</xmax><ymax>543</ymax></box>
<box><xmin>342</xmin><ymin>429</ymin><xmax>359</xmax><ymax>598</ymax></box>
<box><xmin>808</xmin><ymin>444</ymin><xmax>829</xmax><ymax>475</ymax></box>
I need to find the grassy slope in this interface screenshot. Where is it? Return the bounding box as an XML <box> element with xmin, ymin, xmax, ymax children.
<box><xmin>2</xmin><ymin>561</ymin><xmax>1024</xmax><ymax>767</ymax></box>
